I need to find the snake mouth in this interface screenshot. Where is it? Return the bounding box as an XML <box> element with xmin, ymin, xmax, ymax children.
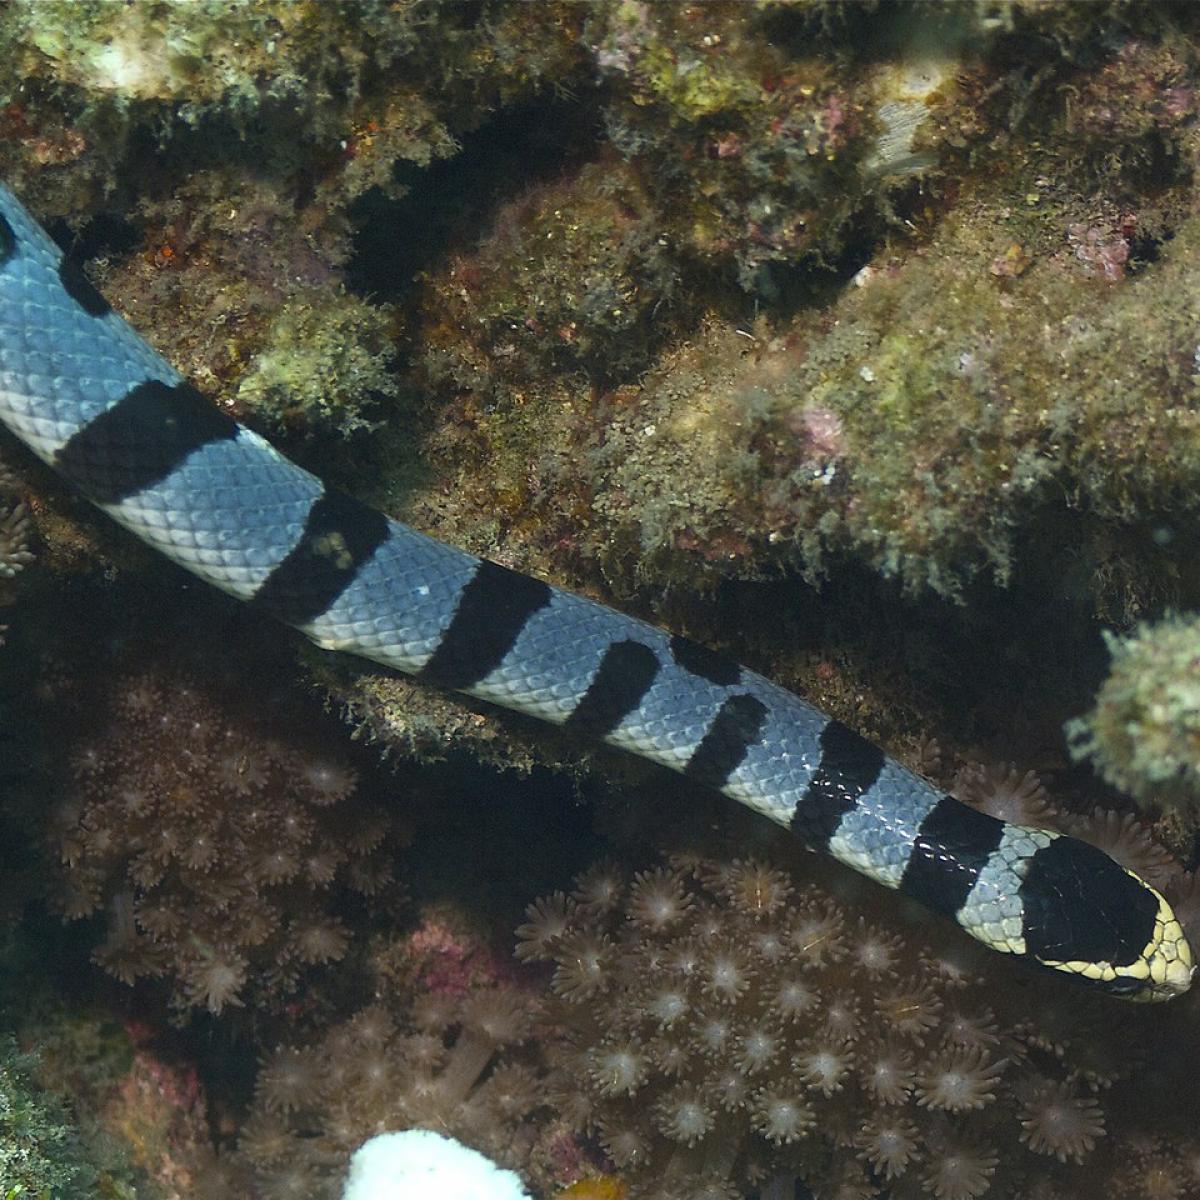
<box><xmin>1136</xmin><ymin>891</ymin><xmax>1195</xmax><ymax>1001</ymax></box>
<box><xmin>1104</xmin><ymin>956</ymin><xmax>1193</xmax><ymax>1002</ymax></box>
<box><xmin>1108</xmin><ymin>891</ymin><xmax>1195</xmax><ymax>1002</ymax></box>
<box><xmin>1140</xmin><ymin>916</ymin><xmax>1196</xmax><ymax>1001</ymax></box>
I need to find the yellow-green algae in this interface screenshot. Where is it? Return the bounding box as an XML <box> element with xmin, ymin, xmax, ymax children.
<box><xmin>235</xmin><ymin>289</ymin><xmax>397</xmax><ymax>437</ymax></box>
<box><xmin>408</xmin><ymin>173</ymin><xmax>1200</xmax><ymax>606</ymax></box>
<box><xmin>1068</xmin><ymin>613</ymin><xmax>1200</xmax><ymax>811</ymax></box>
<box><xmin>0</xmin><ymin>1038</ymin><xmax>93</xmax><ymax>1200</ymax></box>
<box><xmin>0</xmin><ymin>0</ymin><xmax>587</xmax><ymax>212</ymax></box>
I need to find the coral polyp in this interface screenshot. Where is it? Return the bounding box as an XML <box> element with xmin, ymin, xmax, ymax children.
<box><xmin>27</xmin><ymin>589</ymin><xmax>409</xmax><ymax>1019</ymax></box>
<box><xmin>524</xmin><ymin>851</ymin><xmax>1200</xmax><ymax>1198</ymax></box>
<box><xmin>239</xmin><ymin>980</ymin><xmax>555</xmax><ymax>1199</ymax></box>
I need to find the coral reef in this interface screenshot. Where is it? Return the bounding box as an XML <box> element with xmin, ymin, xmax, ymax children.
<box><xmin>522</xmin><ymin>852</ymin><xmax>1200</xmax><ymax>1200</ymax></box>
<box><xmin>238</xmin><ymin>982</ymin><xmax>558</xmax><ymax>1200</ymax></box>
<box><xmin>0</xmin><ymin>0</ymin><xmax>587</xmax><ymax>460</ymax></box>
<box><xmin>27</xmin><ymin>589</ymin><xmax>409</xmax><ymax>1021</ymax></box>
<box><xmin>0</xmin><ymin>914</ymin><xmax>238</xmax><ymax>1199</ymax></box>
<box><xmin>5</xmin><ymin>4</ymin><xmax>1200</xmax><ymax>1198</ymax></box>
<box><xmin>6</xmin><ymin>0</ymin><xmax>1199</xmax><ymax>611</ymax></box>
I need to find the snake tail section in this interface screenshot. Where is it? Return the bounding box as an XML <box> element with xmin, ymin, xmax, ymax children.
<box><xmin>0</xmin><ymin>184</ymin><xmax>1191</xmax><ymax>1000</ymax></box>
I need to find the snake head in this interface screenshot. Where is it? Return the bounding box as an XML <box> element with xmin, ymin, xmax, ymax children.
<box><xmin>1019</xmin><ymin>834</ymin><xmax>1194</xmax><ymax>1002</ymax></box>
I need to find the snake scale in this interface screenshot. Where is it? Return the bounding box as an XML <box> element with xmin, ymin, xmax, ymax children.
<box><xmin>0</xmin><ymin>183</ymin><xmax>1192</xmax><ymax>1001</ymax></box>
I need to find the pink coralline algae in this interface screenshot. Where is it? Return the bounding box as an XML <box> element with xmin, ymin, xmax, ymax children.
<box><xmin>111</xmin><ymin>1039</ymin><xmax>209</xmax><ymax>1198</ymax></box>
<box><xmin>791</xmin><ymin>405</ymin><xmax>846</xmax><ymax>465</ymax></box>
<box><xmin>400</xmin><ymin>913</ymin><xmax>518</xmax><ymax>999</ymax></box>
<box><xmin>1066</xmin><ymin>221</ymin><xmax>1132</xmax><ymax>281</ymax></box>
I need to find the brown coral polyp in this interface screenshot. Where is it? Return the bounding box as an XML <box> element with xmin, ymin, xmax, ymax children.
<box><xmin>917</xmin><ymin>1048</ymin><xmax>1004</xmax><ymax>1112</ymax></box>
<box><xmin>0</xmin><ymin>500</ymin><xmax>34</xmax><ymax>577</ymax></box>
<box><xmin>34</xmin><ymin>599</ymin><xmax>408</xmax><ymax>1019</ymax></box>
<box><xmin>1017</xmin><ymin>1079</ymin><xmax>1107</xmax><ymax>1164</ymax></box>
<box><xmin>258</xmin><ymin>1047</ymin><xmax>321</xmax><ymax>1115</ymax></box>
<box><xmin>628</xmin><ymin>866</ymin><xmax>693</xmax><ymax>931</ymax></box>
<box><xmin>515</xmin><ymin>891</ymin><xmax>576</xmax><ymax>960</ymax></box>
<box><xmin>857</xmin><ymin>1114</ymin><xmax>920</xmax><ymax>1179</ymax></box>
<box><xmin>182</xmin><ymin>947</ymin><xmax>247</xmax><ymax>1015</ymax></box>
<box><xmin>242</xmin><ymin>980</ymin><xmax>551</xmax><ymax>1197</ymax></box>
<box><xmin>715</xmin><ymin>859</ymin><xmax>792</xmax><ymax>918</ymax></box>
<box><xmin>750</xmin><ymin>1088</ymin><xmax>813</xmax><ymax>1145</ymax></box>
<box><xmin>525</xmin><ymin>851</ymin><xmax>1178</xmax><ymax>1198</ymax></box>
<box><xmin>702</xmin><ymin>943</ymin><xmax>752</xmax><ymax>1004</ymax></box>
<box><xmin>862</xmin><ymin>1040</ymin><xmax>915</xmax><ymax>1106</ymax></box>
<box><xmin>589</xmin><ymin>1041</ymin><xmax>649</xmax><ymax>1097</ymax></box>
<box><xmin>552</xmin><ymin>932</ymin><xmax>613</xmax><ymax>1000</ymax></box>
<box><xmin>795</xmin><ymin>1040</ymin><xmax>853</xmax><ymax>1096</ymax></box>
<box><xmin>923</xmin><ymin>1130</ymin><xmax>998</xmax><ymax>1200</ymax></box>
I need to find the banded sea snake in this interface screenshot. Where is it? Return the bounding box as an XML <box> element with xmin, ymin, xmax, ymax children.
<box><xmin>0</xmin><ymin>183</ymin><xmax>1192</xmax><ymax>1002</ymax></box>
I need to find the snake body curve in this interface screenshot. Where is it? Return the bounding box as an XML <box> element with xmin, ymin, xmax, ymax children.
<box><xmin>0</xmin><ymin>183</ymin><xmax>1191</xmax><ymax>1000</ymax></box>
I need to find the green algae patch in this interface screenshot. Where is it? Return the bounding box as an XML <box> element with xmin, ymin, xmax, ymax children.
<box><xmin>514</xmin><ymin>178</ymin><xmax>1200</xmax><ymax>603</ymax></box>
<box><xmin>0</xmin><ymin>0</ymin><xmax>587</xmax><ymax>210</ymax></box>
<box><xmin>0</xmin><ymin>1045</ymin><xmax>88</xmax><ymax>1200</ymax></box>
<box><xmin>1068</xmin><ymin>613</ymin><xmax>1200</xmax><ymax>812</ymax></box>
<box><xmin>236</xmin><ymin>290</ymin><xmax>398</xmax><ymax>437</ymax></box>
<box><xmin>0</xmin><ymin>1035</ymin><xmax>110</xmax><ymax>1200</ymax></box>
<box><xmin>419</xmin><ymin>161</ymin><xmax>684</xmax><ymax>393</ymax></box>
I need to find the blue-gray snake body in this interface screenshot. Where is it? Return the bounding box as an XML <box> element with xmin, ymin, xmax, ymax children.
<box><xmin>0</xmin><ymin>183</ymin><xmax>1191</xmax><ymax>1000</ymax></box>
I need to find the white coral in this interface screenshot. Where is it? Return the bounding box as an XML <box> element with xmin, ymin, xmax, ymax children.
<box><xmin>340</xmin><ymin>1130</ymin><xmax>530</xmax><ymax>1200</ymax></box>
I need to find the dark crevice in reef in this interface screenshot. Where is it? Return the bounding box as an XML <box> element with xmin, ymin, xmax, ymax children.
<box><xmin>737</xmin><ymin>212</ymin><xmax>886</xmax><ymax>322</ymax></box>
<box><xmin>345</xmin><ymin>95</ymin><xmax>604</xmax><ymax>304</ymax></box>
<box><xmin>1126</xmin><ymin>224</ymin><xmax>1173</xmax><ymax>269</ymax></box>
